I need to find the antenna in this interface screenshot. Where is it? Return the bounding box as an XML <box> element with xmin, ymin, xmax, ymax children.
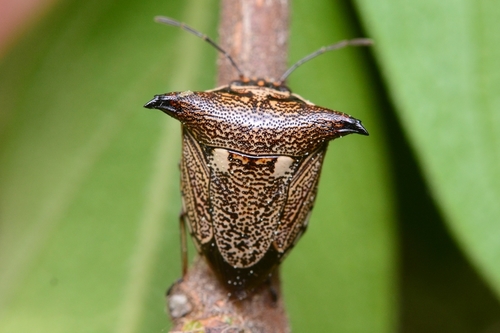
<box><xmin>278</xmin><ymin>38</ymin><xmax>373</xmax><ymax>84</ymax></box>
<box><xmin>154</xmin><ymin>16</ymin><xmax>245</xmax><ymax>79</ymax></box>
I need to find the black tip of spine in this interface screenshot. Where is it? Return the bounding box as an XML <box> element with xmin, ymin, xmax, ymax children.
<box><xmin>144</xmin><ymin>95</ymin><xmax>162</xmax><ymax>109</ymax></box>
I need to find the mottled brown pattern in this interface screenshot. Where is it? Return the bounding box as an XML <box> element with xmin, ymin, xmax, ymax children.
<box><xmin>207</xmin><ymin>148</ymin><xmax>298</xmax><ymax>268</ymax></box>
<box><xmin>274</xmin><ymin>147</ymin><xmax>325</xmax><ymax>252</ymax></box>
<box><xmin>148</xmin><ymin>84</ymin><xmax>366</xmax><ymax>156</ymax></box>
<box><xmin>145</xmin><ymin>81</ymin><xmax>368</xmax><ymax>292</ymax></box>
<box><xmin>181</xmin><ymin>129</ymin><xmax>212</xmax><ymax>244</ymax></box>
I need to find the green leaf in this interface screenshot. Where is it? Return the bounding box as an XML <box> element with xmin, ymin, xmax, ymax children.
<box><xmin>284</xmin><ymin>2</ymin><xmax>396</xmax><ymax>332</ymax></box>
<box><xmin>355</xmin><ymin>0</ymin><xmax>500</xmax><ymax>299</ymax></box>
<box><xmin>0</xmin><ymin>0</ymin><xmax>396</xmax><ymax>332</ymax></box>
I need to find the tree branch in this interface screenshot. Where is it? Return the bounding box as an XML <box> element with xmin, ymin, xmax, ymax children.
<box><xmin>166</xmin><ymin>1</ymin><xmax>290</xmax><ymax>332</ymax></box>
<box><xmin>217</xmin><ymin>0</ymin><xmax>289</xmax><ymax>85</ymax></box>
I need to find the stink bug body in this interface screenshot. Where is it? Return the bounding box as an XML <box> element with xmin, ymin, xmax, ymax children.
<box><xmin>145</xmin><ymin>17</ymin><xmax>370</xmax><ymax>296</ymax></box>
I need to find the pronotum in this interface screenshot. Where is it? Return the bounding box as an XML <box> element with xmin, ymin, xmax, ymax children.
<box><xmin>145</xmin><ymin>16</ymin><xmax>370</xmax><ymax>298</ymax></box>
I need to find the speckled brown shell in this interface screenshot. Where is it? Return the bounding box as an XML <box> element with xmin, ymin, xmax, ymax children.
<box><xmin>145</xmin><ymin>81</ymin><xmax>367</xmax><ymax>293</ymax></box>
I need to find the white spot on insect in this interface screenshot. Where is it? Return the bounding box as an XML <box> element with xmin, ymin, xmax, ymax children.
<box><xmin>212</xmin><ymin>148</ymin><xmax>230</xmax><ymax>173</ymax></box>
<box><xmin>178</xmin><ymin>90</ymin><xmax>193</xmax><ymax>98</ymax></box>
<box><xmin>273</xmin><ymin>156</ymin><xmax>295</xmax><ymax>177</ymax></box>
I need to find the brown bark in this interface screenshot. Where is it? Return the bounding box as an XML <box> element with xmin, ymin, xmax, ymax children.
<box><xmin>166</xmin><ymin>1</ymin><xmax>290</xmax><ymax>332</ymax></box>
<box><xmin>217</xmin><ymin>0</ymin><xmax>289</xmax><ymax>85</ymax></box>
<box><xmin>167</xmin><ymin>258</ymin><xmax>289</xmax><ymax>332</ymax></box>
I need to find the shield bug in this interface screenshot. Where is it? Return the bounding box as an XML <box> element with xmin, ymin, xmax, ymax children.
<box><xmin>145</xmin><ymin>16</ymin><xmax>370</xmax><ymax>297</ymax></box>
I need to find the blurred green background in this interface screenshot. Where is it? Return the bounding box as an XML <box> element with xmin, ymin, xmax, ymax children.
<box><xmin>0</xmin><ymin>0</ymin><xmax>499</xmax><ymax>332</ymax></box>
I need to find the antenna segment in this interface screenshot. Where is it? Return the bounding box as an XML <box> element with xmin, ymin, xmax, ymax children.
<box><xmin>155</xmin><ymin>16</ymin><xmax>245</xmax><ymax>79</ymax></box>
<box><xmin>278</xmin><ymin>38</ymin><xmax>373</xmax><ymax>84</ymax></box>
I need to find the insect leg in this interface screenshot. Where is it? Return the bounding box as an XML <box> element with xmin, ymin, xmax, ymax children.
<box><xmin>179</xmin><ymin>210</ymin><xmax>188</xmax><ymax>276</ymax></box>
